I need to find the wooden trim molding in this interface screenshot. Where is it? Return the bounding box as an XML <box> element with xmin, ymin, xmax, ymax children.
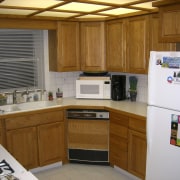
<box><xmin>0</xmin><ymin>18</ymin><xmax>57</xmax><ymax>29</ymax></box>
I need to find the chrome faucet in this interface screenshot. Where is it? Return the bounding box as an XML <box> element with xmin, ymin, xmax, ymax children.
<box><xmin>21</xmin><ymin>88</ymin><xmax>32</xmax><ymax>102</ymax></box>
<box><xmin>13</xmin><ymin>90</ymin><xmax>17</xmax><ymax>104</ymax></box>
<box><xmin>21</xmin><ymin>88</ymin><xmax>29</xmax><ymax>96</ymax></box>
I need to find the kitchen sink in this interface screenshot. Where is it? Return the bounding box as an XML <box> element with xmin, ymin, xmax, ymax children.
<box><xmin>0</xmin><ymin>100</ymin><xmax>62</xmax><ymax>114</ymax></box>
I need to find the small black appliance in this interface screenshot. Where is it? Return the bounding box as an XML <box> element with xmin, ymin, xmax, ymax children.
<box><xmin>111</xmin><ymin>75</ymin><xmax>126</xmax><ymax>101</ymax></box>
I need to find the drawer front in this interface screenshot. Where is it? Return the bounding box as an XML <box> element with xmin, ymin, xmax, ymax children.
<box><xmin>110</xmin><ymin>123</ymin><xmax>128</xmax><ymax>139</ymax></box>
<box><xmin>110</xmin><ymin>112</ymin><xmax>129</xmax><ymax>126</ymax></box>
<box><xmin>5</xmin><ymin>111</ymin><xmax>64</xmax><ymax>130</ymax></box>
<box><xmin>129</xmin><ymin>117</ymin><xmax>146</xmax><ymax>133</ymax></box>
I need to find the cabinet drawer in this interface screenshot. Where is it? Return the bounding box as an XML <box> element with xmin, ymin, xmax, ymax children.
<box><xmin>5</xmin><ymin>111</ymin><xmax>64</xmax><ymax>130</ymax></box>
<box><xmin>129</xmin><ymin>117</ymin><xmax>146</xmax><ymax>133</ymax></box>
<box><xmin>110</xmin><ymin>123</ymin><xmax>128</xmax><ymax>139</ymax></box>
<box><xmin>110</xmin><ymin>112</ymin><xmax>129</xmax><ymax>126</ymax></box>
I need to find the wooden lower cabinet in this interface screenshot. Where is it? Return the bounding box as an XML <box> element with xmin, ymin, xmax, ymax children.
<box><xmin>110</xmin><ymin>111</ymin><xmax>147</xmax><ymax>179</ymax></box>
<box><xmin>6</xmin><ymin>127</ymin><xmax>38</xmax><ymax>169</ymax></box>
<box><xmin>38</xmin><ymin>122</ymin><xmax>64</xmax><ymax>166</ymax></box>
<box><xmin>5</xmin><ymin>110</ymin><xmax>65</xmax><ymax>169</ymax></box>
<box><xmin>128</xmin><ymin>117</ymin><xmax>147</xmax><ymax>180</ymax></box>
<box><xmin>0</xmin><ymin>120</ymin><xmax>3</xmax><ymax>145</ymax></box>
<box><xmin>109</xmin><ymin>111</ymin><xmax>129</xmax><ymax>170</ymax></box>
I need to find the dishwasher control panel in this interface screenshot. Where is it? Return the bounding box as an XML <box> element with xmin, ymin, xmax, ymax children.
<box><xmin>66</xmin><ymin>109</ymin><xmax>109</xmax><ymax>120</ymax></box>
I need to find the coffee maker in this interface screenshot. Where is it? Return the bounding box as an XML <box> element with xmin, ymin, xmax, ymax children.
<box><xmin>111</xmin><ymin>75</ymin><xmax>126</xmax><ymax>101</ymax></box>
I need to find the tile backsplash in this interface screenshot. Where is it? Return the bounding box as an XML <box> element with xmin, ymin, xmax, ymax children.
<box><xmin>47</xmin><ymin>71</ymin><xmax>148</xmax><ymax>103</ymax></box>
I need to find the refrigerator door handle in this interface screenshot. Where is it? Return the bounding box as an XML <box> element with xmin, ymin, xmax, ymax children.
<box><xmin>147</xmin><ymin>106</ymin><xmax>155</xmax><ymax>154</ymax></box>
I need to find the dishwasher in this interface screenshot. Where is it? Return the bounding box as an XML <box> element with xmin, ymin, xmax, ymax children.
<box><xmin>66</xmin><ymin>109</ymin><xmax>109</xmax><ymax>165</ymax></box>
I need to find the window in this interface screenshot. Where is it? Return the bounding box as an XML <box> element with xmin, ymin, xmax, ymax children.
<box><xmin>0</xmin><ymin>29</ymin><xmax>44</xmax><ymax>91</ymax></box>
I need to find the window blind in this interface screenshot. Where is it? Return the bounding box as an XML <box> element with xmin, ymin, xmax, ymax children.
<box><xmin>0</xmin><ymin>29</ymin><xmax>44</xmax><ymax>90</ymax></box>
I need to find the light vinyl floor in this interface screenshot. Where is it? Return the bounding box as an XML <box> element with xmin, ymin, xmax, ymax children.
<box><xmin>34</xmin><ymin>163</ymin><xmax>137</xmax><ymax>180</ymax></box>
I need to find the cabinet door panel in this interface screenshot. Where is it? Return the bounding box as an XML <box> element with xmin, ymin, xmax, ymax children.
<box><xmin>128</xmin><ymin>130</ymin><xmax>146</xmax><ymax>179</ymax></box>
<box><xmin>49</xmin><ymin>22</ymin><xmax>80</xmax><ymax>72</ymax></box>
<box><xmin>150</xmin><ymin>14</ymin><xmax>176</xmax><ymax>51</ymax></box>
<box><xmin>6</xmin><ymin>127</ymin><xmax>38</xmax><ymax>169</ymax></box>
<box><xmin>126</xmin><ymin>15</ymin><xmax>149</xmax><ymax>74</ymax></box>
<box><xmin>159</xmin><ymin>4</ymin><xmax>180</xmax><ymax>42</ymax></box>
<box><xmin>57</xmin><ymin>22</ymin><xmax>80</xmax><ymax>71</ymax></box>
<box><xmin>38</xmin><ymin>122</ymin><xmax>64</xmax><ymax>166</ymax></box>
<box><xmin>0</xmin><ymin>128</ymin><xmax>2</xmax><ymax>145</ymax></box>
<box><xmin>106</xmin><ymin>20</ymin><xmax>126</xmax><ymax>72</ymax></box>
<box><xmin>80</xmin><ymin>22</ymin><xmax>105</xmax><ymax>71</ymax></box>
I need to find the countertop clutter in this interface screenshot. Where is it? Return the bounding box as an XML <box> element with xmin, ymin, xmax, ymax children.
<box><xmin>0</xmin><ymin>98</ymin><xmax>147</xmax><ymax>117</ymax></box>
<box><xmin>0</xmin><ymin>145</ymin><xmax>38</xmax><ymax>180</ymax></box>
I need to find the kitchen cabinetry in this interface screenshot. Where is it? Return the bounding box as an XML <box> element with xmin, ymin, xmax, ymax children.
<box><xmin>5</xmin><ymin>110</ymin><xmax>65</xmax><ymax>169</ymax></box>
<box><xmin>0</xmin><ymin>120</ymin><xmax>3</xmax><ymax>145</ymax></box>
<box><xmin>106</xmin><ymin>19</ymin><xmax>126</xmax><ymax>72</ymax></box>
<box><xmin>80</xmin><ymin>22</ymin><xmax>106</xmax><ymax>71</ymax></box>
<box><xmin>150</xmin><ymin>14</ymin><xmax>176</xmax><ymax>51</ymax></box>
<box><xmin>158</xmin><ymin>4</ymin><xmax>180</xmax><ymax>42</ymax></box>
<box><xmin>126</xmin><ymin>15</ymin><xmax>149</xmax><ymax>74</ymax></box>
<box><xmin>128</xmin><ymin>117</ymin><xmax>147</xmax><ymax>180</ymax></box>
<box><xmin>109</xmin><ymin>111</ymin><xmax>129</xmax><ymax>170</ymax></box>
<box><xmin>49</xmin><ymin>22</ymin><xmax>80</xmax><ymax>72</ymax></box>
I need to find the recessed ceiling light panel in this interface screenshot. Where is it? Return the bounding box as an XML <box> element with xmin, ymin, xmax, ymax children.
<box><xmin>55</xmin><ymin>2</ymin><xmax>109</xmax><ymax>12</ymax></box>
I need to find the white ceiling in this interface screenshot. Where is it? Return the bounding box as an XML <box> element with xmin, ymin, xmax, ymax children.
<box><xmin>0</xmin><ymin>0</ymin><xmax>159</xmax><ymax>21</ymax></box>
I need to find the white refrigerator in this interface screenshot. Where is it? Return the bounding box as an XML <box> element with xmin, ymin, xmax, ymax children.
<box><xmin>146</xmin><ymin>51</ymin><xmax>180</xmax><ymax>180</ymax></box>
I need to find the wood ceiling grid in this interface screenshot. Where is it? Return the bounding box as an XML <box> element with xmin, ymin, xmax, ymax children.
<box><xmin>0</xmin><ymin>0</ymin><xmax>158</xmax><ymax>20</ymax></box>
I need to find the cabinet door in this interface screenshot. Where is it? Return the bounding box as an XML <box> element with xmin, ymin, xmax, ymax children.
<box><xmin>159</xmin><ymin>4</ymin><xmax>180</xmax><ymax>42</ymax></box>
<box><xmin>49</xmin><ymin>22</ymin><xmax>80</xmax><ymax>72</ymax></box>
<box><xmin>150</xmin><ymin>14</ymin><xmax>176</xmax><ymax>51</ymax></box>
<box><xmin>128</xmin><ymin>130</ymin><xmax>147</xmax><ymax>180</ymax></box>
<box><xmin>126</xmin><ymin>15</ymin><xmax>149</xmax><ymax>74</ymax></box>
<box><xmin>109</xmin><ymin>112</ymin><xmax>129</xmax><ymax>170</ymax></box>
<box><xmin>38</xmin><ymin>122</ymin><xmax>64</xmax><ymax>166</ymax></box>
<box><xmin>0</xmin><ymin>128</ymin><xmax>2</xmax><ymax>145</ymax></box>
<box><xmin>57</xmin><ymin>22</ymin><xmax>80</xmax><ymax>71</ymax></box>
<box><xmin>106</xmin><ymin>20</ymin><xmax>126</xmax><ymax>72</ymax></box>
<box><xmin>80</xmin><ymin>22</ymin><xmax>105</xmax><ymax>71</ymax></box>
<box><xmin>6</xmin><ymin>127</ymin><xmax>38</xmax><ymax>169</ymax></box>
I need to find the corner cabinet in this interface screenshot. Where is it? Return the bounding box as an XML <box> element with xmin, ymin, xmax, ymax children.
<box><xmin>158</xmin><ymin>4</ymin><xmax>180</xmax><ymax>42</ymax></box>
<box><xmin>5</xmin><ymin>109</ymin><xmax>65</xmax><ymax>169</ymax></box>
<box><xmin>128</xmin><ymin>117</ymin><xmax>147</xmax><ymax>180</ymax></box>
<box><xmin>150</xmin><ymin>14</ymin><xmax>176</xmax><ymax>51</ymax></box>
<box><xmin>109</xmin><ymin>111</ymin><xmax>129</xmax><ymax>170</ymax></box>
<box><xmin>126</xmin><ymin>15</ymin><xmax>149</xmax><ymax>74</ymax></box>
<box><xmin>80</xmin><ymin>22</ymin><xmax>106</xmax><ymax>71</ymax></box>
<box><xmin>106</xmin><ymin>19</ymin><xmax>126</xmax><ymax>72</ymax></box>
<box><xmin>49</xmin><ymin>22</ymin><xmax>80</xmax><ymax>72</ymax></box>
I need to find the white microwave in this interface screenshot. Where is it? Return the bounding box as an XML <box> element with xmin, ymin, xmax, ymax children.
<box><xmin>76</xmin><ymin>80</ymin><xmax>111</xmax><ymax>99</ymax></box>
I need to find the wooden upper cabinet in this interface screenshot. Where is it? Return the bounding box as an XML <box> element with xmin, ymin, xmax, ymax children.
<box><xmin>49</xmin><ymin>22</ymin><xmax>80</xmax><ymax>72</ymax></box>
<box><xmin>106</xmin><ymin>19</ymin><xmax>126</xmax><ymax>72</ymax></box>
<box><xmin>126</xmin><ymin>15</ymin><xmax>149</xmax><ymax>74</ymax></box>
<box><xmin>158</xmin><ymin>4</ymin><xmax>180</xmax><ymax>42</ymax></box>
<box><xmin>80</xmin><ymin>22</ymin><xmax>106</xmax><ymax>71</ymax></box>
<box><xmin>150</xmin><ymin>14</ymin><xmax>176</xmax><ymax>51</ymax></box>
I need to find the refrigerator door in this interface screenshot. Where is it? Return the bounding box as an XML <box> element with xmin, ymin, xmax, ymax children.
<box><xmin>146</xmin><ymin>106</ymin><xmax>180</xmax><ymax>180</ymax></box>
<box><xmin>148</xmin><ymin>51</ymin><xmax>180</xmax><ymax>111</ymax></box>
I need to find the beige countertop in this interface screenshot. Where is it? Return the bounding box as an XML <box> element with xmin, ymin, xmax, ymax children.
<box><xmin>61</xmin><ymin>98</ymin><xmax>147</xmax><ymax>117</ymax></box>
<box><xmin>0</xmin><ymin>97</ymin><xmax>147</xmax><ymax>118</ymax></box>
